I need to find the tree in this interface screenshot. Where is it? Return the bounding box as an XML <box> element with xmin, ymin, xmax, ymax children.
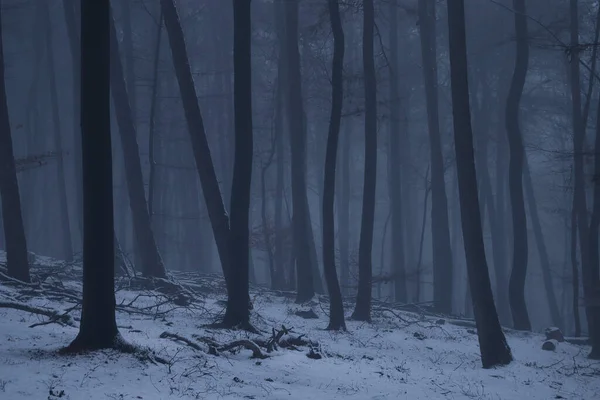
<box><xmin>418</xmin><ymin>0</ymin><xmax>454</xmax><ymax>313</ymax></box>
<box><xmin>63</xmin><ymin>0</ymin><xmax>123</xmax><ymax>351</ymax></box>
<box><xmin>505</xmin><ymin>0</ymin><xmax>531</xmax><ymax>331</ymax></box>
<box><xmin>446</xmin><ymin>0</ymin><xmax>513</xmax><ymax>368</ymax></box>
<box><xmin>222</xmin><ymin>0</ymin><xmax>254</xmax><ymax>330</ymax></box>
<box><xmin>109</xmin><ymin>8</ymin><xmax>166</xmax><ymax>279</ymax></box>
<box><xmin>0</xmin><ymin>0</ymin><xmax>30</xmax><ymax>283</ymax></box>
<box><xmin>388</xmin><ymin>0</ymin><xmax>407</xmax><ymax>303</ymax></box>
<box><xmin>282</xmin><ymin>0</ymin><xmax>323</xmax><ymax>303</ymax></box>
<box><xmin>322</xmin><ymin>0</ymin><xmax>346</xmax><ymax>331</ymax></box>
<box><xmin>352</xmin><ymin>0</ymin><xmax>377</xmax><ymax>322</ymax></box>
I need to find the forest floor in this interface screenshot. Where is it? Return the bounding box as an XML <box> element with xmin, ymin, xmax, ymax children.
<box><xmin>0</xmin><ymin>254</ymin><xmax>599</xmax><ymax>399</ymax></box>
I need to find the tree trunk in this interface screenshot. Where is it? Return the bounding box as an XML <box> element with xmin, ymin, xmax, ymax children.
<box><xmin>161</xmin><ymin>0</ymin><xmax>231</xmax><ymax>281</ymax></box>
<box><xmin>418</xmin><ymin>0</ymin><xmax>453</xmax><ymax>314</ymax></box>
<box><xmin>222</xmin><ymin>0</ymin><xmax>254</xmax><ymax>329</ymax></box>
<box><xmin>447</xmin><ymin>0</ymin><xmax>513</xmax><ymax>368</ymax></box>
<box><xmin>388</xmin><ymin>0</ymin><xmax>407</xmax><ymax>303</ymax></box>
<box><xmin>65</xmin><ymin>0</ymin><xmax>121</xmax><ymax>351</ymax></box>
<box><xmin>352</xmin><ymin>0</ymin><xmax>377</xmax><ymax>322</ymax></box>
<box><xmin>0</xmin><ymin>4</ymin><xmax>29</xmax><ymax>283</ymax></box>
<box><xmin>282</xmin><ymin>0</ymin><xmax>317</xmax><ymax>303</ymax></box>
<box><xmin>523</xmin><ymin>158</ymin><xmax>561</xmax><ymax>328</ymax></box>
<box><xmin>109</xmin><ymin>11</ymin><xmax>166</xmax><ymax>279</ymax></box>
<box><xmin>148</xmin><ymin>11</ymin><xmax>163</xmax><ymax>223</ymax></box>
<box><xmin>44</xmin><ymin>2</ymin><xmax>74</xmax><ymax>263</ymax></box>
<box><xmin>322</xmin><ymin>0</ymin><xmax>346</xmax><ymax>331</ymax></box>
<box><xmin>505</xmin><ymin>0</ymin><xmax>531</xmax><ymax>331</ymax></box>
<box><xmin>338</xmin><ymin>124</ymin><xmax>351</xmax><ymax>294</ymax></box>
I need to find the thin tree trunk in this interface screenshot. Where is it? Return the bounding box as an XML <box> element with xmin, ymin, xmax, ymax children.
<box><xmin>418</xmin><ymin>0</ymin><xmax>453</xmax><ymax>314</ymax></box>
<box><xmin>389</xmin><ymin>0</ymin><xmax>406</xmax><ymax>303</ymax></box>
<box><xmin>322</xmin><ymin>0</ymin><xmax>346</xmax><ymax>331</ymax></box>
<box><xmin>505</xmin><ymin>0</ymin><xmax>531</xmax><ymax>331</ymax></box>
<box><xmin>148</xmin><ymin>11</ymin><xmax>163</xmax><ymax>223</ymax></box>
<box><xmin>338</xmin><ymin>124</ymin><xmax>351</xmax><ymax>294</ymax></box>
<box><xmin>447</xmin><ymin>0</ymin><xmax>512</xmax><ymax>368</ymax></box>
<box><xmin>352</xmin><ymin>0</ymin><xmax>377</xmax><ymax>322</ymax></box>
<box><xmin>44</xmin><ymin>2</ymin><xmax>73</xmax><ymax>262</ymax></box>
<box><xmin>523</xmin><ymin>158</ymin><xmax>561</xmax><ymax>328</ymax></box>
<box><xmin>0</xmin><ymin>3</ymin><xmax>29</xmax><ymax>283</ymax></box>
<box><xmin>109</xmin><ymin>11</ymin><xmax>166</xmax><ymax>279</ymax></box>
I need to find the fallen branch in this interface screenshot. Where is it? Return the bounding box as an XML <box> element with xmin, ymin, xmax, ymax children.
<box><xmin>195</xmin><ymin>336</ymin><xmax>267</xmax><ymax>359</ymax></box>
<box><xmin>0</xmin><ymin>301</ymin><xmax>76</xmax><ymax>327</ymax></box>
<box><xmin>159</xmin><ymin>331</ymin><xmax>203</xmax><ymax>351</ymax></box>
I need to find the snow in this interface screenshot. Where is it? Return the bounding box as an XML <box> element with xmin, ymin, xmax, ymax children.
<box><xmin>0</xmin><ymin>261</ymin><xmax>599</xmax><ymax>399</ymax></box>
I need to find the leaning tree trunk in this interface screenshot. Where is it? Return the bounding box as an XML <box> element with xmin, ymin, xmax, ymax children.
<box><xmin>322</xmin><ymin>0</ymin><xmax>346</xmax><ymax>331</ymax></box>
<box><xmin>44</xmin><ymin>1</ymin><xmax>74</xmax><ymax>262</ymax></box>
<box><xmin>388</xmin><ymin>0</ymin><xmax>407</xmax><ymax>303</ymax></box>
<box><xmin>64</xmin><ymin>0</ymin><xmax>121</xmax><ymax>352</ymax></box>
<box><xmin>418</xmin><ymin>0</ymin><xmax>453</xmax><ymax>314</ymax></box>
<box><xmin>446</xmin><ymin>0</ymin><xmax>513</xmax><ymax>369</ymax></box>
<box><xmin>0</xmin><ymin>4</ymin><xmax>30</xmax><ymax>283</ymax></box>
<box><xmin>352</xmin><ymin>0</ymin><xmax>377</xmax><ymax>322</ymax></box>
<box><xmin>109</xmin><ymin>11</ymin><xmax>166</xmax><ymax>278</ymax></box>
<box><xmin>282</xmin><ymin>0</ymin><xmax>317</xmax><ymax>303</ymax></box>
<box><xmin>160</xmin><ymin>0</ymin><xmax>231</xmax><ymax>281</ymax></box>
<box><xmin>505</xmin><ymin>0</ymin><xmax>531</xmax><ymax>331</ymax></box>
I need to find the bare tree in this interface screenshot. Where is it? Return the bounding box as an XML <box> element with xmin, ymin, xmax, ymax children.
<box><xmin>447</xmin><ymin>0</ymin><xmax>512</xmax><ymax>369</ymax></box>
<box><xmin>0</xmin><ymin>0</ymin><xmax>29</xmax><ymax>283</ymax></box>
<box><xmin>352</xmin><ymin>0</ymin><xmax>377</xmax><ymax>322</ymax></box>
<box><xmin>322</xmin><ymin>0</ymin><xmax>346</xmax><ymax>331</ymax></box>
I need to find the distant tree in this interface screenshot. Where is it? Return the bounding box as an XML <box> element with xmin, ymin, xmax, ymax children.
<box><xmin>417</xmin><ymin>0</ymin><xmax>453</xmax><ymax>314</ymax></box>
<box><xmin>446</xmin><ymin>0</ymin><xmax>513</xmax><ymax>368</ymax></box>
<box><xmin>322</xmin><ymin>0</ymin><xmax>346</xmax><ymax>331</ymax></box>
<box><xmin>63</xmin><ymin>0</ymin><xmax>123</xmax><ymax>351</ymax></box>
<box><xmin>505</xmin><ymin>0</ymin><xmax>531</xmax><ymax>331</ymax></box>
<box><xmin>0</xmin><ymin>1</ymin><xmax>30</xmax><ymax>283</ymax></box>
<box><xmin>282</xmin><ymin>0</ymin><xmax>324</xmax><ymax>302</ymax></box>
<box><xmin>109</xmin><ymin>8</ymin><xmax>166</xmax><ymax>279</ymax></box>
<box><xmin>352</xmin><ymin>0</ymin><xmax>377</xmax><ymax>322</ymax></box>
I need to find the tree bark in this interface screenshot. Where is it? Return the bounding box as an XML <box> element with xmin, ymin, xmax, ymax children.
<box><xmin>447</xmin><ymin>0</ymin><xmax>513</xmax><ymax>368</ymax></box>
<box><xmin>65</xmin><ymin>0</ymin><xmax>121</xmax><ymax>351</ymax></box>
<box><xmin>148</xmin><ymin>11</ymin><xmax>163</xmax><ymax>223</ymax></box>
<box><xmin>0</xmin><ymin>4</ymin><xmax>29</xmax><ymax>283</ymax></box>
<box><xmin>109</xmin><ymin>11</ymin><xmax>166</xmax><ymax>279</ymax></box>
<box><xmin>505</xmin><ymin>0</ymin><xmax>531</xmax><ymax>331</ymax></box>
<box><xmin>322</xmin><ymin>0</ymin><xmax>346</xmax><ymax>331</ymax></box>
<box><xmin>418</xmin><ymin>0</ymin><xmax>453</xmax><ymax>314</ymax></box>
<box><xmin>352</xmin><ymin>0</ymin><xmax>377</xmax><ymax>322</ymax></box>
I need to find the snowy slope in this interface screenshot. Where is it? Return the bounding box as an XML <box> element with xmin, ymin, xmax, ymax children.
<box><xmin>0</xmin><ymin>267</ymin><xmax>599</xmax><ymax>399</ymax></box>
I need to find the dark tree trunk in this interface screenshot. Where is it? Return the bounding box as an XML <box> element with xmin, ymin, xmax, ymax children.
<box><xmin>352</xmin><ymin>0</ymin><xmax>377</xmax><ymax>322</ymax></box>
<box><xmin>44</xmin><ymin>2</ymin><xmax>74</xmax><ymax>263</ymax></box>
<box><xmin>523</xmin><ymin>158</ymin><xmax>562</xmax><ymax>328</ymax></box>
<box><xmin>571</xmin><ymin>192</ymin><xmax>582</xmax><ymax>336</ymax></box>
<box><xmin>61</xmin><ymin>0</ymin><xmax>83</xmax><ymax>245</ymax></box>
<box><xmin>64</xmin><ymin>0</ymin><xmax>121</xmax><ymax>351</ymax></box>
<box><xmin>418</xmin><ymin>0</ymin><xmax>453</xmax><ymax>314</ymax></box>
<box><xmin>282</xmin><ymin>0</ymin><xmax>317</xmax><ymax>303</ymax></box>
<box><xmin>446</xmin><ymin>0</ymin><xmax>512</xmax><ymax>368</ymax></box>
<box><xmin>586</xmin><ymin>46</ymin><xmax>600</xmax><ymax>360</ymax></box>
<box><xmin>389</xmin><ymin>0</ymin><xmax>407</xmax><ymax>303</ymax></box>
<box><xmin>0</xmin><ymin>4</ymin><xmax>29</xmax><ymax>283</ymax></box>
<box><xmin>322</xmin><ymin>0</ymin><xmax>346</xmax><ymax>331</ymax></box>
<box><xmin>222</xmin><ymin>0</ymin><xmax>253</xmax><ymax>329</ymax></box>
<box><xmin>505</xmin><ymin>0</ymin><xmax>531</xmax><ymax>331</ymax></box>
<box><xmin>109</xmin><ymin>11</ymin><xmax>166</xmax><ymax>279</ymax></box>
<box><xmin>161</xmin><ymin>0</ymin><xmax>231</xmax><ymax>281</ymax></box>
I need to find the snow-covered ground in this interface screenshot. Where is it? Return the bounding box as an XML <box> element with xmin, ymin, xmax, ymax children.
<box><xmin>0</xmin><ymin>262</ymin><xmax>599</xmax><ymax>399</ymax></box>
